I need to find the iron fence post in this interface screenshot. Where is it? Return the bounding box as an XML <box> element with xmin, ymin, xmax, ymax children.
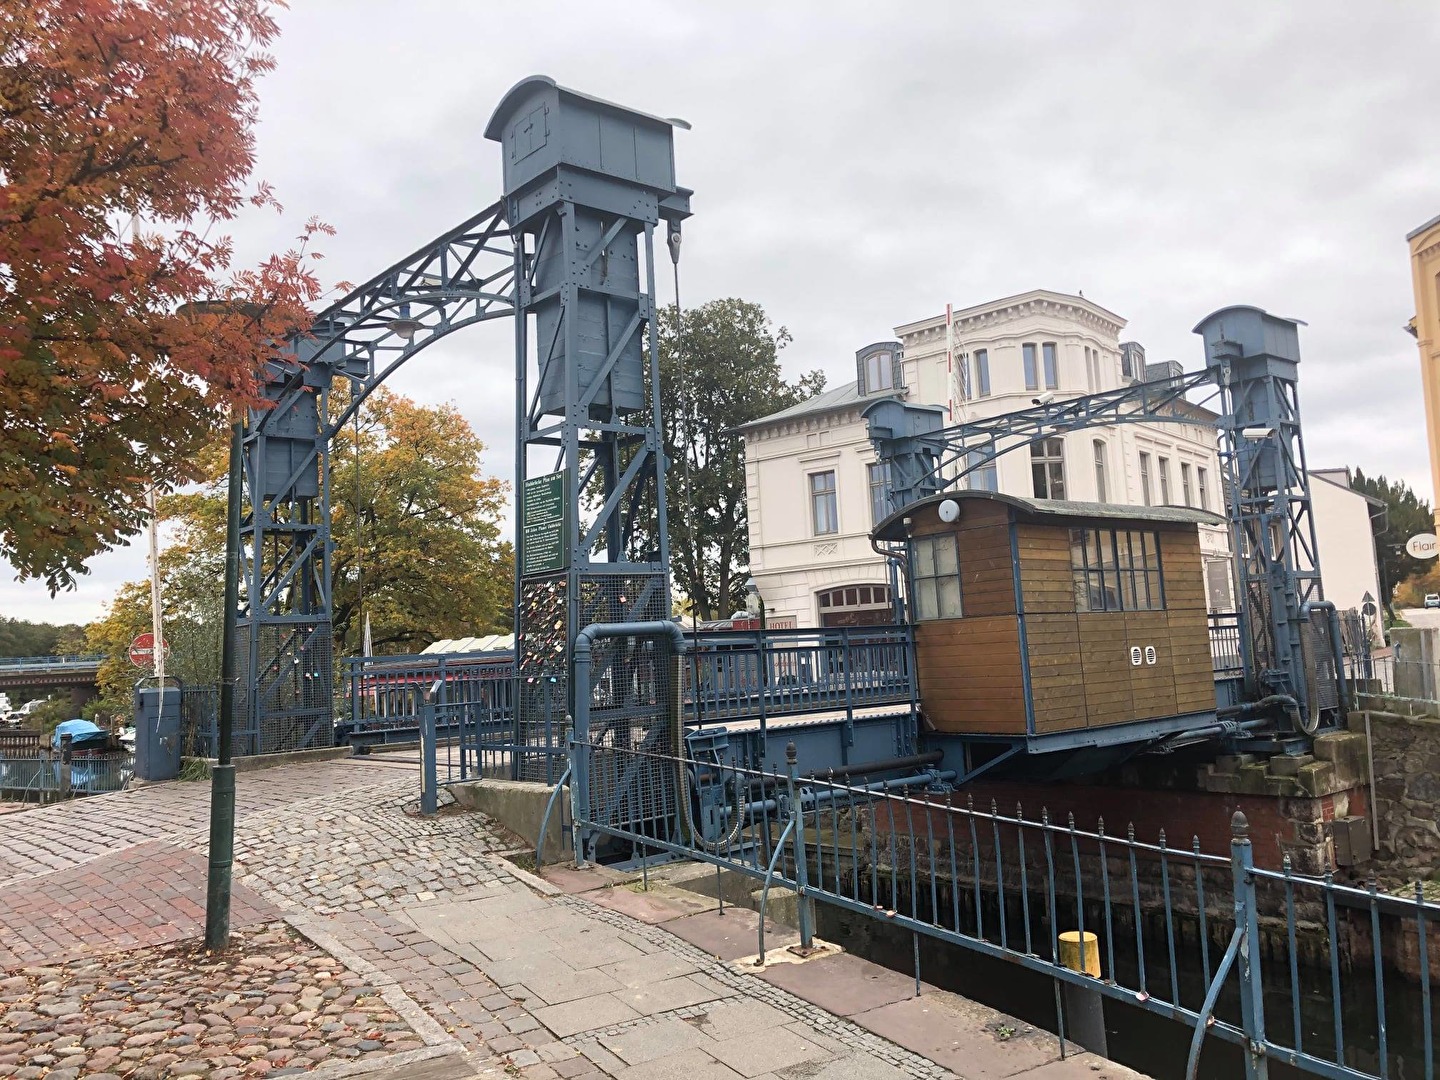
<box><xmin>59</xmin><ymin>733</ymin><xmax>72</xmax><ymax>799</ymax></box>
<box><xmin>420</xmin><ymin>697</ymin><xmax>437</xmax><ymax>816</ymax></box>
<box><xmin>785</xmin><ymin>742</ymin><xmax>815</xmax><ymax>950</ymax></box>
<box><xmin>1230</xmin><ymin>812</ymin><xmax>1269</xmax><ymax>1079</ymax></box>
<box><xmin>572</xmin><ymin>643</ymin><xmax>593</xmax><ymax>868</ymax></box>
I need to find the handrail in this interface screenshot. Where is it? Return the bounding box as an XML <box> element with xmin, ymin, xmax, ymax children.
<box><xmin>0</xmin><ymin>655</ymin><xmax>105</xmax><ymax>668</ymax></box>
<box><xmin>535</xmin><ymin>762</ymin><xmax>572</xmax><ymax>868</ymax></box>
<box><xmin>755</xmin><ymin>816</ymin><xmax>797</xmax><ymax>962</ymax></box>
<box><xmin>1185</xmin><ymin>928</ymin><xmax>1243</xmax><ymax>1080</ymax></box>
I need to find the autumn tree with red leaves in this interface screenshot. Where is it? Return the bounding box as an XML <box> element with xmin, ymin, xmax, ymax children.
<box><xmin>0</xmin><ymin>0</ymin><xmax>328</xmax><ymax>592</ymax></box>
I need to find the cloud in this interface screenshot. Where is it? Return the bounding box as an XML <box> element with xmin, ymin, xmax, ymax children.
<box><xmin>9</xmin><ymin>0</ymin><xmax>1439</xmax><ymax>623</ymax></box>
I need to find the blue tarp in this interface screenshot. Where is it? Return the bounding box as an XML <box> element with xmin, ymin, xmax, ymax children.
<box><xmin>51</xmin><ymin>718</ymin><xmax>107</xmax><ymax>749</ymax></box>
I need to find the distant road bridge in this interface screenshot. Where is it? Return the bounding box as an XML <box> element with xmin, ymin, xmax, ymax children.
<box><xmin>0</xmin><ymin>656</ymin><xmax>105</xmax><ymax>713</ymax></box>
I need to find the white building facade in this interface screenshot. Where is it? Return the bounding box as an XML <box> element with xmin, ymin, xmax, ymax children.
<box><xmin>741</xmin><ymin>290</ymin><xmax>1235</xmax><ymax>629</ymax></box>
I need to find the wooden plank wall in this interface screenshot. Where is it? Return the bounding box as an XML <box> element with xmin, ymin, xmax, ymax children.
<box><xmin>916</xmin><ymin>617</ymin><xmax>1026</xmax><ymax>734</ymax></box>
<box><xmin>913</xmin><ymin>500</ymin><xmax>1025</xmax><ymax>733</ymax></box>
<box><xmin>1014</xmin><ymin>521</ymin><xmax>1217</xmax><ymax>732</ymax></box>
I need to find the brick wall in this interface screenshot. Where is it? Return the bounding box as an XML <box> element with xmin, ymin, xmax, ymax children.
<box><xmin>959</xmin><ymin>778</ymin><xmax>1366</xmax><ymax>873</ymax></box>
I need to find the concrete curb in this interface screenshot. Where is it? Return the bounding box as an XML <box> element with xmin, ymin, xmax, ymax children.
<box><xmin>296</xmin><ymin>1044</ymin><xmax>485</xmax><ymax>1080</ymax></box>
<box><xmin>486</xmin><ymin>851</ymin><xmax>560</xmax><ymax>897</ymax></box>
<box><xmin>283</xmin><ymin>911</ymin><xmax>462</xmax><ymax>1052</ymax></box>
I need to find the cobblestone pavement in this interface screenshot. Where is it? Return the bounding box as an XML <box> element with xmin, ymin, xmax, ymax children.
<box><xmin>0</xmin><ymin>760</ymin><xmax>414</xmax><ymax>889</ymax></box>
<box><xmin>0</xmin><ymin>922</ymin><xmax>420</xmax><ymax>1080</ymax></box>
<box><xmin>186</xmin><ymin>780</ymin><xmax>510</xmax><ymax>916</ymax></box>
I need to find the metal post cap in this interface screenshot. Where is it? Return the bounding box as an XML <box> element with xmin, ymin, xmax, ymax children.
<box><xmin>1231</xmin><ymin>810</ymin><xmax>1250</xmax><ymax>837</ymax></box>
<box><xmin>785</xmin><ymin>742</ymin><xmax>797</xmax><ymax>764</ymax></box>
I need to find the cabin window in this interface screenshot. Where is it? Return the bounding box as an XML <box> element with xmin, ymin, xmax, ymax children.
<box><xmin>1070</xmin><ymin>528</ymin><xmax>1165</xmax><ymax>612</ymax></box>
<box><xmin>911</xmin><ymin>534</ymin><xmax>962</xmax><ymax>621</ymax></box>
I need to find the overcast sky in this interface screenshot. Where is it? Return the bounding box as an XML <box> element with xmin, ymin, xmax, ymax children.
<box><xmin>6</xmin><ymin>0</ymin><xmax>1439</xmax><ymax>626</ymax></box>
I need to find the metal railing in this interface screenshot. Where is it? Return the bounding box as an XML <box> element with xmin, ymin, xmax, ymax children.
<box><xmin>339</xmin><ymin>650</ymin><xmax>513</xmax><ymax>745</ymax></box>
<box><xmin>566</xmin><ymin>736</ymin><xmax>1439</xmax><ymax>1080</ymax></box>
<box><xmin>0</xmin><ymin>654</ymin><xmax>105</xmax><ymax>669</ymax></box>
<box><xmin>1209</xmin><ymin>612</ymin><xmax>1245</xmax><ymax>677</ymax></box>
<box><xmin>416</xmin><ymin>689</ymin><xmax>550</xmax><ymax>815</ymax></box>
<box><xmin>0</xmin><ymin>747</ymin><xmax>133</xmax><ymax>799</ymax></box>
<box><xmin>683</xmin><ymin>625</ymin><xmax>915</xmax><ymax>732</ymax></box>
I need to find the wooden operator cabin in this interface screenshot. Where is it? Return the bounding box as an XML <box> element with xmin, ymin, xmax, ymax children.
<box><xmin>873</xmin><ymin>491</ymin><xmax>1225</xmax><ymax>740</ymax></box>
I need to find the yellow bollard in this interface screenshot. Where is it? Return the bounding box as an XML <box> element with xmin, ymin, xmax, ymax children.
<box><xmin>1058</xmin><ymin>930</ymin><xmax>1101</xmax><ymax>977</ymax></box>
<box><xmin>1057</xmin><ymin>930</ymin><xmax>1107</xmax><ymax>1057</ymax></box>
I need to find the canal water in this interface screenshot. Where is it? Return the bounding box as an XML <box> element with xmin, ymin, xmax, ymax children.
<box><xmin>817</xmin><ymin>902</ymin><xmax>1439</xmax><ymax>1080</ymax></box>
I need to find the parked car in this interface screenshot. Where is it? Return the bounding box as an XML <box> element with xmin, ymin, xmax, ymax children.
<box><xmin>1426</xmin><ymin>594</ymin><xmax>1440</xmax><ymax>609</ymax></box>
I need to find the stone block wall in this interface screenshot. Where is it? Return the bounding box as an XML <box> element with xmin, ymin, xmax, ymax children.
<box><xmin>1351</xmin><ymin>696</ymin><xmax>1440</xmax><ymax>884</ymax></box>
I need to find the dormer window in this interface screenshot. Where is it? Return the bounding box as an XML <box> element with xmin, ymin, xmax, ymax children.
<box><xmin>857</xmin><ymin>341</ymin><xmax>903</xmax><ymax>395</ymax></box>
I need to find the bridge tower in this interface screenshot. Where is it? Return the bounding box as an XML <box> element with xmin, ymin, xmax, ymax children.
<box><xmin>485</xmin><ymin>78</ymin><xmax>692</xmax><ymax>779</ymax></box>
<box><xmin>1193</xmin><ymin>306</ymin><xmax>1337</xmax><ymax>726</ymax></box>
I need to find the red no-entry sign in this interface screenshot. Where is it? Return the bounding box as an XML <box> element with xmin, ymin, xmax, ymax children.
<box><xmin>128</xmin><ymin>632</ymin><xmax>170</xmax><ymax>669</ymax></box>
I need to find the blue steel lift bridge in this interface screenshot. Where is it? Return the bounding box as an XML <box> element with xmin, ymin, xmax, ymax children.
<box><xmin>245</xmin><ymin>73</ymin><xmax>1342</xmax><ymax>789</ymax></box>
<box><xmin>230</xmin><ymin>79</ymin><xmax>1440</xmax><ymax>1080</ymax></box>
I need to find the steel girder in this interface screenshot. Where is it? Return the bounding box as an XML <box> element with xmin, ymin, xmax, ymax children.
<box><xmin>240</xmin><ymin>202</ymin><xmax>517</xmax><ymax>753</ymax></box>
<box><xmin>867</xmin><ymin>308</ymin><xmax>1329</xmax><ymax>720</ymax></box>
<box><xmin>864</xmin><ymin>368</ymin><xmax>1218</xmax><ymax>509</ymax></box>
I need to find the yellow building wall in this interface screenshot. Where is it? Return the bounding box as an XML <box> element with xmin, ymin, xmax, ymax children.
<box><xmin>1408</xmin><ymin>215</ymin><xmax>1440</xmax><ymax>528</ymax></box>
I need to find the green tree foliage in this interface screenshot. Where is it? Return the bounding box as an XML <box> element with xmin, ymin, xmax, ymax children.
<box><xmin>0</xmin><ymin>617</ymin><xmax>83</xmax><ymax>657</ymax></box>
<box><xmin>84</xmin><ymin>389</ymin><xmax>513</xmax><ymax>717</ymax></box>
<box><xmin>655</xmin><ymin>299</ymin><xmax>825</xmax><ymax>620</ymax></box>
<box><xmin>1352</xmin><ymin>469</ymin><xmax>1433</xmax><ymax>612</ymax></box>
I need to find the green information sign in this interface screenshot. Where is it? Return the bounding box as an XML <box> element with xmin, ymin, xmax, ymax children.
<box><xmin>521</xmin><ymin>470</ymin><xmax>568</xmax><ymax>576</ymax></box>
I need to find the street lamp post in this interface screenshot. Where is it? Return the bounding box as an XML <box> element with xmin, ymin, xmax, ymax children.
<box><xmin>205</xmin><ymin>413</ymin><xmax>242</xmax><ymax>951</ymax></box>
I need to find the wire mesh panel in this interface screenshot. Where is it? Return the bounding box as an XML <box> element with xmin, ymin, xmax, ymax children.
<box><xmin>238</xmin><ymin>621</ymin><xmax>334</xmax><ymax>755</ymax></box>
<box><xmin>1303</xmin><ymin>609</ymin><xmax>1341</xmax><ymax>719</ymax></box>
<box><xmin>517</xmin><ymin>576</ymin><xmax>571</xmax><ymax>782</ymax></box>
<box><xmin>585</xmin><ymin>637</ymin><xmax>680</xmax><ymax>830</ymax></box>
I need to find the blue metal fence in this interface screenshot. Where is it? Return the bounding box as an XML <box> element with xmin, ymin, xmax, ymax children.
<box><xmin>565</xmin><ymin>736</ymin><xmax>1437</xmax><ymax>1080</ymax></box>
<box><xmin>0</xmin><ymin>748</ymin><xmax>132</xmax><ymax>799</ymax></box>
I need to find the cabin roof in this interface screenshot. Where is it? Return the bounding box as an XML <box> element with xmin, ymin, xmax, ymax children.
<box><xmin>871</xmin><ymin>489</ymin><xmax>1227</xmax><ymax>541</ymax></box>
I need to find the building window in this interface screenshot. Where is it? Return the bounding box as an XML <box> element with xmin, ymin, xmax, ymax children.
<box><xmin>1023</xmin><ymin>343</ymin><xmax>1038</xmax><ymax>391</ymax></box>
<box><xmin>1139</xmin><ymin>452</ymin><xmax>1153</xmax><ymax>506</ymax></box>
<box><xmin>810</xmin><ymin>471</ymin><xmax>838</xmax><ymax>535</ymax></box>
<box><xmin>1180</xmin><ymin>462</ymin><xmax>1193</xmax><ymax>506</ymax></box>
<box><xmin>966</xmin><ymin>450</ymin><xmax>998</xmax><ymax>492</ymax></box>
<box><xmin>1031</xmin><ymin>437</ymin><xmax>1066</xmax><ymax>499</ymax></box>
<box><xmin>868</xmin><ymin>462</ymin><xmax>892</xmax><ymax>524</ymax></box>
<box><xmin>1042</xmin><ymin>342</ymin><xmax>1058</xmax><ymax>389</ymax></box>
<box><xmin>911</xmin><ymin>534</ymin><xmax>962</xmax><ymax>621</ymax></box>
<box><xmin>1093</xmin><ymin>440</ymin><xmax>1109</xmax><ymax>502</ymax></box>
<box><xmin>817</xmin><ymin>584</ymin><xmax>893</xmax><ymax>626</ymax></box>
<box><xmin>861</xmin><ymin>350</ymin><xmax>894</xmax><ymax>394</ymax></box>
<box><xmin>974</xmin><ymin>350</ymin><xmax>990</xmax><ymax>397</ymax></box>
<box><xmin>1197</xmin><ymin>466</ymin><xmax>1211</xmax><ymax>511</ymax></box>
<box><xmin>1070</xmin><ymin>528</ymin><xmax>1165</xmax><ymax>612</ymax></box>
<box><xmin>1158</xmin><ymin>456</ymin><xmax>1171</xmax><ymax>504</ymax></box>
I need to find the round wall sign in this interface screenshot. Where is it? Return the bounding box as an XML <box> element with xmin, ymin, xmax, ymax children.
<box><xmin>1406</xmin><ymin>533</ymin><xmax>1439</xmax><ymax>560</ymax></box>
